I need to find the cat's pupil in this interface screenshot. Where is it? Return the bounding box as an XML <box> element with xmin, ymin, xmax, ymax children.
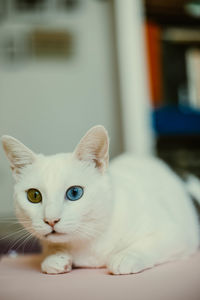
<box><xmin>72</xmin><ymin>189</ymin><xmax>77</xmax><ymax>196</ymax></box>
<box><xmin>34</xmin><ymin>192</ymin><xmax>38</xmax><ymax>198</ymax></box>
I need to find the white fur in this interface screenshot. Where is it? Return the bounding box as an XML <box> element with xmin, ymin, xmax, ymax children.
<box><xmin>1</xmin><ymin>126</ymin><xmax>200</xmax><ymax>275</ymax></box>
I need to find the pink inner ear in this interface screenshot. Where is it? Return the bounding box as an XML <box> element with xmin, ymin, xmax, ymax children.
<box><xmin>74</xmin><ymin>126</ymin><xmax>109</xmax><ymax>172</ymax></box>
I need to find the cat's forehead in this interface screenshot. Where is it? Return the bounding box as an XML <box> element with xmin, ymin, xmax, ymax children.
<box><xmin>36</xmin><ymin>152</ymin><xmax>73</xmax><ymax>171</ymax></box>
<box><xmin>18</xmin><ymin>153</ymin><xmax>77</xmax><ymax>187</ymax></box>
<box><xmin>33</xmin><ymin>152</ymin><xmax>81</xmax><ymax>181</ymax></box>
<box><xmin>18</xmin><ymin>152</ymin><xmax>98</xmax><ymax>190</ymax></box>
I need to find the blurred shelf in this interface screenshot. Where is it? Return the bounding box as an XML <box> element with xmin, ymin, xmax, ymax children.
<box><xmin>156</xmin><ymin>134</ymin><xmax>200</xmax><ymax>178</ymax></box>
<box><xmin>152</xmin><ymin>105</ymin><xmax>200</xmax><ymax>135</ymax></box>
<box><xmin>144</xmin><ymin>0</ymin><xmax>200</xmax><ymax>27</ymax></box>
<box><xmin>145</xmin><ymin>0</ymin><xmax>200</xmax><ymax>177</ymax></box>
<box><xmin>153</xmin><ymin>105</ymin><xmax>200</xmax><ymax>177</ymax></box>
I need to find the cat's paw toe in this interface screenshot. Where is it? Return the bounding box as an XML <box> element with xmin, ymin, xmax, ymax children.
<box><xmin>107</xmin><ymin>253</ymin><xmax>151</xmax><ymax>275</ymax></box>
<box><xmin>41</xmin><ymin>254</ymin><xmax>72</xmax><ymax>274</ymax></box>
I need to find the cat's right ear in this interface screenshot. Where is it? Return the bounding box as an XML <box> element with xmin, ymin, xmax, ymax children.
<box><xmin>1</xmin><ymin>135</ymin><xmax>36</xmax><ymax>178</ymax></box>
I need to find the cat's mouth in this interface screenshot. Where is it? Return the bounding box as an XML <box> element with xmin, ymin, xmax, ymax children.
<box><xmin>45</xmin><ymin>230</ymin><xmax>66</xmax><ymax>237</ymax></box>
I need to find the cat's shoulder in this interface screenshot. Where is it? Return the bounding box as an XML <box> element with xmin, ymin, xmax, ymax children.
<box><xmin>109</xmin><ymin>153</ymin><xmax>177</xmax><ymax>182</ymax></box>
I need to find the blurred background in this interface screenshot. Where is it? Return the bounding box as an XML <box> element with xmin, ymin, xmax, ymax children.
<box><xmin>0</xmin><ymin>0</ymin><xmax>200</xmax><ymax>254</ymax></box>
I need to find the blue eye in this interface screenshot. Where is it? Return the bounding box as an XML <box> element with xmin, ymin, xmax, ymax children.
<box><xmin>66</xmin><ymin>186</ymin><xmax>84</xmax><ymax>201</ymax></box>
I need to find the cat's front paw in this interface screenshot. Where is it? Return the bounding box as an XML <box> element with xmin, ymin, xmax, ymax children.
<box><xmin>107</xmin><ymin>252</ymin><xmax>152</xmax><ymax>275</ymax></box>
<box><xmin>41</xmin><ymin>254</ymin><xmax>72</xmax><ymax>274</ymax></box>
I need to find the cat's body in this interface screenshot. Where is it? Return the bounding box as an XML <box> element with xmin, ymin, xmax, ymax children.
<box><xmin>2</xmin><ymin>126</ymin><xmax>200</xmax><ymax>274</ymax></box>
<box><xmin>58</xmin><ymin>154</ymin><xmax>200</xmax><ymax>274</ymax></box>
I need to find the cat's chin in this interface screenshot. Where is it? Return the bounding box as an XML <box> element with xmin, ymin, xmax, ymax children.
<box><xmin>44</xmin><ymin>232</ymin><xmax>69</xmax><ymax>243</ymax></box>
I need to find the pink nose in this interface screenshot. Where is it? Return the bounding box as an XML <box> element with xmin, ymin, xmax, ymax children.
<box><xmin>44</xmin><ymin>218</ymin><xmax>60</xmax><ymax>228</ymax></box>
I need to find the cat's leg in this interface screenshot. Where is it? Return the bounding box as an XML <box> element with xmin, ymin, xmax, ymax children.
<box><xmin>41</xmin><ymin>242</ymin><xmax>72</xmax><ymax>274</ymax></box>
<box><xmin>107</xmin><ymin>249</ymin><xmax>154</xmax><ymax>275</ymax></box>
<box><xmin>107</xmin><ymin>236</ymin><xmax>175</xmax><ymax>275</ymax></box>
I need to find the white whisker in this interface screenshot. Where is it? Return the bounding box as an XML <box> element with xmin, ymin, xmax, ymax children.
<box><xmin>0</xmin><ymin>227</ymin><xmax>33</xmax><ymax>241</ymax></box>
<box><xmin>9</xmin><ymin>232</ymin><xmax>32</xmax><ymax>252</ymax></box>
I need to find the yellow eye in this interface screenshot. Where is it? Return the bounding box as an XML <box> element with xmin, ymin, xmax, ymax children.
<box><xmin>27</xmin><ymin>189</ymin><xmax>42</xmax><ymax>203</ymax></box>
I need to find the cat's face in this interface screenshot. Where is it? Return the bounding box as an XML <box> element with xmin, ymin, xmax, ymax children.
<box><xmin>2</xmin><ymin>126</ymin><xmax>110</xmax><ymax>244</ymax></box>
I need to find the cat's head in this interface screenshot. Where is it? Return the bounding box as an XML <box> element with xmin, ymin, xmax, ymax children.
<box><xmin>1</xmin><ymin>126</ymin><xmax>110</xmax><ymax>244</ymax></box>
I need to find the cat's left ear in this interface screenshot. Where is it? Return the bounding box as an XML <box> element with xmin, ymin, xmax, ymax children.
<box><xmin>74</xmin><ymin>125</ymin><xmax>109</xmax><ymax>173</ymax></box>
<box><xmin>1</xmin><ymin>135</ymin><xmax>36</xmax><ymax>177</ymax></box>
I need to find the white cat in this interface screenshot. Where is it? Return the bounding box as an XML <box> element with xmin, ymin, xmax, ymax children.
<box><xmin>2</xmin><ymin>125</ymin><xmax>200</xmax><ymax>275</ymax></box>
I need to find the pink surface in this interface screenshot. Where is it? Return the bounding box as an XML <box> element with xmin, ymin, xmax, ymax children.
<box><xmin>1</xmin><ymin>253</ymin><xmax>200</xmax><ymax>300</ymax></box>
